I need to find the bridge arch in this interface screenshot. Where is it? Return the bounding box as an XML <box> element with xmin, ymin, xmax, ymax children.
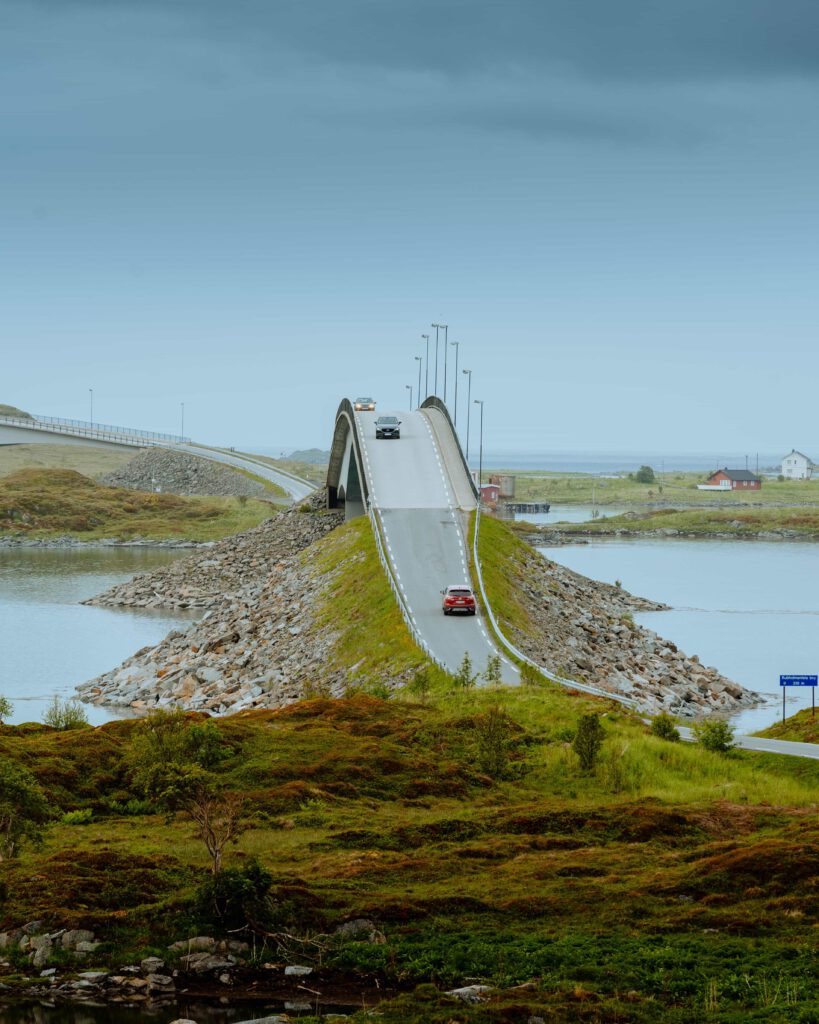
<box><xmin>326</xmin><ymin>399</ymin><xmax>369</xmax><ymax>519</ymax></box>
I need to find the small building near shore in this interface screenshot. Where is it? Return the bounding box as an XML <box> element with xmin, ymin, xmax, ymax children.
<box><xmin>479</xmin><ymin>483</ymin><xmax>500</xmax><ymax>506</ymax></box>
<box><xmin>781</xmin><ymin>450</ymin><xmax>813</xmax><ymax>480</ymax></box>
<box><xmin>698</xmin><ymin>468</ymin><xmax>762</xmax><ymax>491</ymax></box>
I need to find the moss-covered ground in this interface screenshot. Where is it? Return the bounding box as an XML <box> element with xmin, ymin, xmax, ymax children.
<box><xmin>1</xmin><ymin>687</ymin><xmax>817</xmax><ymax>1022</ymax></box>
<box><xmin>0</xmin><ymin>468</ymin><xmax>274</xmax><ymax>541</ymax></box>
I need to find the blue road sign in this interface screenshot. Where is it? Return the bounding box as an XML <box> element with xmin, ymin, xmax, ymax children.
<box><xmin>780</xmin><ymin>675</ymin><xmax>818</xmax><ymax>687</ymax></box>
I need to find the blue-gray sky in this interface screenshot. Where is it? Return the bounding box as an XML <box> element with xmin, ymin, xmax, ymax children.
<box><xmin>3</xmin><ymin>1</ymin><xmax>819</xmax><ymax>454</ymax></box>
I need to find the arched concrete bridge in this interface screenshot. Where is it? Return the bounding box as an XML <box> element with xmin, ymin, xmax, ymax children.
<box><xmin>0</xmin><ymin>413</ymin><xmax>313</xmax><ymax>501</ymax></box>
<box><xmin>328</xmin><ymin>396</ymin><xmax>518</xmax><ymax>682</ymax></box>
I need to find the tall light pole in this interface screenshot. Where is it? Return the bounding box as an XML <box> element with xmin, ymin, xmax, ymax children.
<box><xmin>450</xmin><ymin>341</ymin><xmax>460</xmax><ymax>426</ymax></box>
<box><xmin>474</xmin><ymin>399</ymin><xmax>484</xmax><ymax>493</ymax></box>
<box><xmin>414</xmin><ymin>356</ymin><xmax>422</xmax><ymax>408</ymax></box>
<box><xmin>180</xmin><ymin>402</ymin><xmax>185</xmax><ymax>439</ymax></box>
<box><xmin>431</xmin><ymin>323</ymin><xmax>442</xmax><ymax>395</ymax></box>
<box><xmin>89</xmin><ymin>388</ymin><xmax>93</xmax><ymax>426</ymax></box>
<box><xmin>405</xmin><ymin>384</ymin><xmax>413</xmax><ymax>410</ymax></box>
<box><xmin>421</xmin><ymin>335</ymin><xmax>430</xmax><ymax>399</ymax></box>
<box><xmin>440</xmin><ymin>324</ymin><xmax>449</xmax><ymax>404</ymax></box>
<box><xmin>462</xmin><ymin>368</ymin><xmax>472</xmax><ymax>459</ymax></box>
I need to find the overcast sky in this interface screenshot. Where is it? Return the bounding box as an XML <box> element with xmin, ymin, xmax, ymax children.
<box><xmin>3</xmin><ymin>1</ymin><xmax>819</xmax><ymax>455</ymax></box>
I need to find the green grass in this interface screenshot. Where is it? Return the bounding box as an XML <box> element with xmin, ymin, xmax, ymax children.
<box><xmin>1</xmin><ymin>690</ymin><xmax>818</xmax><ymax>1021</ymax></box>
<box><xmin>0</xmin><ymin>468</ymin><xmax>274</xmax><ymax>541</ymax></box>
<box><xmin>497</xmin><ymin>470</ymin><xmax>819</xmax><ymax>508</ymax></box>
<box><xmin>553</xmin><ymin>506</ymin><xmax>819</xmax><ymax>538</ymax></box>
<box><xmin>755</xmin><ymin>707</ymin><xmax>819</xmax><ymax>744</ymax></box>
<box><xmin>0</xmin><ymin>442</ymin><xmax>136</xmax><ymax>480</ymax></box>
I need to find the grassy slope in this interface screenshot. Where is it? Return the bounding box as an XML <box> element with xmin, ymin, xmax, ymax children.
<box><xmin>0</xmin><ymin>694</ymin><xmax>817</xmax><ymax>1022</ymax></box>
<box><xmin>503</xmin><ymin>470</ymin><xmax>819</xmax><ymax>508</ymax></box>
<box><xmin>755</xmin><ymin>707</ymin><xmax>819</xmax><ymax>744</ymax></box>
<box><xmin>0</xmin><ymin>468</ymin><xmax>274</xmax><ymax>541</ymax></box>
<box><xmin>555</xmin><ymin>506</ymin><xmax>819</xmax><ymax>538</ymax></box>
<box><xmin>0</xmin><ymin>443</ymin><xmax>135</xmax><ymax>480</ymax></box>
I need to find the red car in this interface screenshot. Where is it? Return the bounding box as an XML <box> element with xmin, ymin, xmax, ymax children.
<box><xmin>442</xmin><ymin>584</ymin><xmax>476</xmax><ymax>615</ymax></box>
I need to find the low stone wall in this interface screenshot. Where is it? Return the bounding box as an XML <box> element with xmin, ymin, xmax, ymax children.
<box><xmin>101</xmin><ymin>448</ymin><xmax>269</xmax><ymax>499</ymax></box>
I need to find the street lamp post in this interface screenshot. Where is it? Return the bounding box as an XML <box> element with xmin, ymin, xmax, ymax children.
<box><xmin>462</xmin><ymin>369</ymin><xmax>472</xmax><ymax>459</ymax></box>
<box><xmin>431</xmin><ymin>323</ymin><xmax>442</xmax><ymax>395</ymax></box>
<box><xmin>180</xmin><ymin>402</ymin><xmax>185</xmax><ymax>439</ymax></box>
<box><xmin>421</xmin><ymin>335</ymin><xmax>430</xmax><ymax>399</ymax></box>
<box><xmin>450</xmin><ymin>341</ymin><xmax>460</xmax><ymax>425</ymax></box>
<box><xmin>474</xmin><ymin>399</ymin><xmax>484</xmax><ymax>495</ymax></box>
<box><xmin>440</xmin><ymin>324</ymin><xmax>449</xmax><ymax>404</ymax></box>
<box><xmin>89</xmin><ymin>388</ymin><xmax>93</xmax><ymax>427</ymax></box>
<box><xmin>414</xmin><ymin>356</ymin><xmax>422</xmax><ymax>408</ymax></box>
<box><xmin>405</xmin><ymin>384</ymin><xmax>413</xmax><ymax>410</ymax></box>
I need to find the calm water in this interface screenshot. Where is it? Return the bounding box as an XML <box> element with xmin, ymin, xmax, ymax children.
<box><xmin>538</xmin><ymin>538</ymin><xmax>819</xmax><ymax>734</ymax></box>
<box><xmin>0</xmin><ymin>1002</ymin><xmax>304</xmax><ymax>1023</ymax></box>
<box><xmin>516</xmin><ymin>504</ymin><xmax>628</xmax><ymax>525</ymax></box>
<box><xmin>0</xmin><ymin>548</ymin><xmax>195</xmax><ymax>726</ymax></box>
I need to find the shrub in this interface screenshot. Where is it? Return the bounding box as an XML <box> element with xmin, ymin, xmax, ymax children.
<box><xmin>693</xmin><ymin>718</ymin><xmax>735</xmax><ymax>754</ymax></box>
<box><xmin>62</xmin><ymin>808</ymin><xmax>94</xmax><ymax>825</ymax></box>
<box><xmin>0</xmin><ymin>695</ymin><xmax>12</xmax><ymax>723</ymax></box>
<box><xmin>651</xmin><ymin>714</ymin><xmax>681</xmax><ymax>742</ymax></box>
<box><xmin>453</xmin><ymin>652</ymin><xmax>477</xmax><ymax>690</ymax></box>
<box><xmin>634</xmin><ymin>465</ymin><xmax>656</xmax><ymax>484</ymax></box>
<box><xmin>483</xmin><ymin>654</ymin><xmax>502</xmax><ymax>688</ymax></box>
<box><xmin>43</xmin><ymin>697</ymin><xmax>89</xmax><ymax>730</ymax></box>
<box><xmin>474</xmin><ymin>706</ymin><xmax>516</xmax><ymax>779</ymax></box>
<box><xmin>572</xmin><ymin>713</ymin><xmax>604</xmax><ymax>772</ymax></box>
<box><xmin>0</xmin><ymin>757</ymin><xmax>54</xmax><ymax>860</ymax></box>
<box><xmin>194</xmin><ymin>858</ymin><xmax>273</xmax><ymax>930</ymax></box>
<box><xmin>409</xmin><ymin>667</ymin><xmax>431</xmax><ymax>702</ymax></box>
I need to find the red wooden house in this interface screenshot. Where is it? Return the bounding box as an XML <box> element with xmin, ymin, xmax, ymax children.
<box><xmin>701</xmin><ymin>468</ymin><xmax>761</xmax><ymax>491</ymax></box>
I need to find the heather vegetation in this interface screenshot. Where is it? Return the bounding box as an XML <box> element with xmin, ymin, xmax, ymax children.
<box><xmin>1</xmin><ymin>687</ymin><xmax>817</xmax><ymax>1021</ymax></box>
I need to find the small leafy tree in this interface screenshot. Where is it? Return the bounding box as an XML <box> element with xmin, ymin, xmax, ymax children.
<box><xmin>409</xmin><ymin>667</ymin><xmax>431</xmax><ymax>702</ymax></box>
<box><xmin>634</xmin><ymin>465</ymin><xmax>656</xmax><ymax>484</ymax></box>
<box><xmin>0</xmin><ymin>757</ymin><xmax>53</xmax><ymax>861</ymax></box>
<box><xmin>651</xmin><ymin>714</ymin><xmax>680</xmax><ymax>742</ymax></box>
<box><xmin>454</xmin><ymin>652</ymin><xmax>477</xmax><ymax>690</ymax></box>
<box><xmin>693</xmin><ymin>719</ymin><xmax>735</xmax><ymax>754</ymax></box>
<box><xmin>0</xmin><ymin>696</ymin><xmax>12</xmax><ymax>723</ymax></box>
<box><xmin>194</xmin><ymin>858</ymin><xmax>273</xmax><ymax>928</ymax></box>
<box><xmin>483</xmin><ymin>654</ymin><xmax>503</xmax><ymax>688</ymax></box>
<box><xmin>43</xmin><ymin>696</ymin><xmax>88</xmax><ymax>730</ymax></box>
<box><xmin>474</xmin><ymin>706</ymin><xmax>516</xmax><ymax>779</ymax></box>
<box><xmin>573</xmin><ymin>713</ymin><xmax>604</xmax><ymax>772</ymax></box>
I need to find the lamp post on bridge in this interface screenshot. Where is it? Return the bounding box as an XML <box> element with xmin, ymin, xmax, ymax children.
<box><xmin>431</xmin><ymin>323</ymin><xmax>442</xmax><ymax>396</ymax></box>
<box><xmin>414</xmin><ymin>356</ymin><xmax>422</xmax><ymax>408</ymax></box>
<box><xmin>462</xmin><ymin>368</ymin><xmax>472</xmax><ymax>460</ymax></box>
<box><xmin>474</xmin><ymin>398</ymin><xmax>484</xmax><ymax>496</ymax></box>
<box><xmin>440</xmin><ymin>324</ymin><xmax>449</xmax><ymax>404</ymax></box>
<box><xmin>450</xmin><ymin>341</ymin><xmax>460</xmax><ymax>426</ymax></box>
<box><xmin>421</xmin><ymin>335</ymin><xmax>429</xmax><ymax>399</ymax></box>
<box><xmin>405</xmin><ymin>384</ymin><xmax>413</xmax><ymax>410</ymax></box>
<box><xmin>180</xmin><ymin>402</ymin><xmax>185</xmax><ymax>439</ymax></box>
<box><xmin>89</xmin><ymin>388</ymin><xmax>93</xmax><ymax>427</ymax></box>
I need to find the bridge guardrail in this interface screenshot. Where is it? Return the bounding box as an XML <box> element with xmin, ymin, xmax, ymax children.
<box><xmin>470</xmin><ymin>506</ymin><xmax>638</xmax><ymax>708</ymax></box>
<box><xmin>0</xmin><ymin>414</ymin><xmax>188</xmax><ymax>446</ymax></box>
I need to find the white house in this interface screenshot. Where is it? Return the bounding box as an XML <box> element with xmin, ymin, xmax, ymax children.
<box><xmin>781</xmin><ymin>450</ymin><xmax>813</xmax><ymax>480</ymax></box>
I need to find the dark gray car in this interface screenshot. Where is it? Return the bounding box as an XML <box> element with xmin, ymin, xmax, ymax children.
<box><xmin>375</xmin><ymin>415</ymin><xmax>401</xmax><ymax>439</ymax></box>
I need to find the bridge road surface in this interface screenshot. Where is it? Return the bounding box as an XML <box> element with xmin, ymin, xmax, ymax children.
<box><xmin>170</xmin><ymin>443</ymin><xmax>314</xmax><ymax>501</ymax></box>
<box><xmin>355</xmin><ymin>408</ymin><xmax>518</xmax><ymax>682</ymax></box>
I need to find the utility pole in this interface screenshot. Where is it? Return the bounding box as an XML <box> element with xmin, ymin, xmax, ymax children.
<box><xmin>431</xmin><ymin>323</ymin><xmax>441</xmax><ymax>395</ymax></box>
<box><xmin>463</xmin><ymin>368</ymin><xmax>472</xmax><ymax>459</ymax></box>
<box><xmin>421</xmin><ymin>335</ymin><xmax>430</xmax><ymax>399</ymax></box>
<box><xmin>89</xmin><ymin>388</ymin><xmax>93</xmax><ymax>427</ymax></box>
<box><xmin>450</xmin><ymin>341</ymin><xmax>460</xmax><ymax>426</ymax></box>
<box><xmin>180</xmin><ymin>402</ymin><xmax>185</xmax><ymax>439</ymax></box>
<box><xmin>414</xmin><ymin>356</ymin><xmax>422</xmax><ymax>408</ymax></box>
<box><xmin>474</xmin><ymin>399</ymin><xmax>484</xmax><ymax>493</ymax></box>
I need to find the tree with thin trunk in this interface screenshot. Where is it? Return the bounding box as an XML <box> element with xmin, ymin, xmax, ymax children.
<box><xmin>0</xmin><ymin>757</ymin><xmax>53</xmax><ymax>861</ymax></box>
<box><xmin>186</xmin><ymin>784</ymin><xmax>245</xmax><ymax>875</ymax></box>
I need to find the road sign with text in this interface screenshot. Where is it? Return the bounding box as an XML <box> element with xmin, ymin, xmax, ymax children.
<box><xmin>780</xmin><ymin>675</ymin><xmax>818</xmax><ymax>687</ymax></box>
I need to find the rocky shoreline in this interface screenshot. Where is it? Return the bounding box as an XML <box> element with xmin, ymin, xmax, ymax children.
<box><xmin>74</xmin><ymin>492</ymin><xmax>759</xmax><ymax>719</ymax></box>
<box><xmin>0</xmin><ymin>534</ymin><xmax>211</xmax><ymax>549</ymax></box>
<box><xmin>521</xmin><ymin>526</ymin><xmax>819</xmax><ymax>544</ymax></box>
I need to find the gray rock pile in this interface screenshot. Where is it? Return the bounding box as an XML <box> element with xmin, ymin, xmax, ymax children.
<box><xmin>85</xmin><ymin>490</ymin><xmax>342</xmax><ymax>611</ymax></box>
<box><xmin>511</xmin><ymin>548</ymin><xmax>758</xmax><ymax>716</ymax></box>
<box><xmin>101</xmin><ymin>447</ymin><xmax>271</xmax><ymax>499</ymax></box>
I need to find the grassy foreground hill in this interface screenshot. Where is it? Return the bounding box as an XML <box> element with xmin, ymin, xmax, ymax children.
<box><xmin>1</xmin><ymin>690</ymin><xmax>817</xmax><ymax>1021</ymax></box>
<box><xmin>0</xmin><ymin>468</ymin><xmax>273</xmax><ymax>541</ymax></box>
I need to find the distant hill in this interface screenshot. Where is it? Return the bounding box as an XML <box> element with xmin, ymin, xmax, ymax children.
<box><xmin>288</xmin><ymin>448</ymin><xmax>330</xmax><ymax>465</ymax></box>
<box><xmin>0</xmin><ymin>403</ymin><xmax>33</xmax><ymax>419</ymax></box>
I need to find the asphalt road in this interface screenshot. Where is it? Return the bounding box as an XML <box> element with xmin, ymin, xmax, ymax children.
<box><xmin>356</xmin><ymin>408</ymin><xmax>517</xmax><ymax>682</ymax></box>
<box><xmin>173</xmin><ymin>443</ymin><xmax>315</xmax><ymax>501</ymax></box>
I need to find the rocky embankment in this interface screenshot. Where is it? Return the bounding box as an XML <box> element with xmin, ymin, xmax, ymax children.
<box><xmin>101</xmin><ymin>447</ymin><xmax>271</xmax><ymax>499</ymax></box>
<box><xmin>507</xmin><ymin>545</ymin><xmax>757</xmax><ymax>717</ymax></box>
<box><xmin>78</xmin><ymin>492</ymin><xmax>756</xmax><ymax>717</ymax></box>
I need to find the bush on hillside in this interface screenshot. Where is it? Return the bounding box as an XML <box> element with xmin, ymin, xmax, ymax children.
<box><xmin>693</xmin><ymin>718</ymin><xmax>735</xmax><ymax>754</ymax></box>
<box><xmin>651</xmin><ymin>714</ymin><xmax>681</xmax><ymax>742</ymax></box>
<box><xmin>573</xmin><ymin>713</ymin><xmax>604</xmax><ymax>772</ymax></box>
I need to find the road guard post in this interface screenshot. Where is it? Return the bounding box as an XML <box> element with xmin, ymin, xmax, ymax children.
<box><xmin>779</xmin><ymin>675</ymin><xmax>817</xmax><ymax>723</ymax></box>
